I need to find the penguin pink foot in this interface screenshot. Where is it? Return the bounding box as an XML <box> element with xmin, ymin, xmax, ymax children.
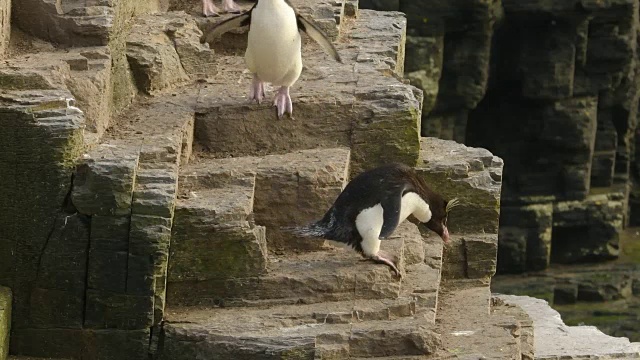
<box><xmin>202</xmin><ymin>0</ymin><xmax>220</xmax><ymax>16</ymax></box>
<box><xmin>273</xmin><ymin>86</ymin><xmax>293</xmax><ymax>118</ymax></box>
<box><xmin>249</xmin><ymin>75</ymin><xmax>265</xmax><ymax>104</ymax></box>
<box><xmin>371</xmin><ymin>251</ymin><xmax>401</xmax><ymax>277</ymax></box>
<box><xmin>222</xmin><ymin>0</ymin><xmax>241</xmax><ymax>13</ymax></box>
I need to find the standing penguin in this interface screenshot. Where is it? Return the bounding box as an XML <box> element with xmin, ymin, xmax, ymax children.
<box><xmin>203</xmin><ymin>0</ymin><xmax>342</xmax><ymax>118</ymax></box>
<box><xmin>201</xmin><ymin>0</ymin><xmax>241</xmax><ymax>17</ymax></box>
<box><xmin>287</xmin><ymin>163</ymin><xmax>459</xmax><ymax>277</ymax></box>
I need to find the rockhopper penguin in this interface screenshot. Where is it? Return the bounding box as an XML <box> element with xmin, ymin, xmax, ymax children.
<box><xmin>201</xmin><ymin>0</ymin><xmax>241</xmax><ymax>17</ymax></box>
<box><xmin>287</xmin><ymin>163</ymin><xmax>459</xmax><ymax>277</ymax></box>
<box><xmin>203</xmin><ymin>0</ymin><xmax>342</xmax><ymax>118</ymax></box>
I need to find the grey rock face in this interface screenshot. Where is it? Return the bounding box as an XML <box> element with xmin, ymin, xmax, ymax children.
<box><xmin>363</xmin><ymin>0</ymin><xmax>640</xmax><ymax>274</ymax></box>
<box><xmin>499</xmin><ymin>295</ymin><xmax>640</xmax><ymax>359</ymax></box>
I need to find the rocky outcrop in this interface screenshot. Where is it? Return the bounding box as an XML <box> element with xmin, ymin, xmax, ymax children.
<box><xmin>499</xmin><ymin>295</ymin><xmax>640</xmax><ymax>359</ymax></box>
<box><xmin>362</xmin><ymin>0</ymin><xmax>640</xmax><ymax>274</ymax></box>
<box><xmin>4</xmin><ymin>0</ymin><xmax>635</xmax><ymax>359</ymax></box>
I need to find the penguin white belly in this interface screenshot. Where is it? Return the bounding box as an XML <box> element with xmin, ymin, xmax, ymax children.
<box><xmin>399</xmin><ymin>192</ymin><xmax>432</xmax><ymax>223</ymax></box>
<box><xmin>245</xmin><ymin>2</ymin><xmax>303</xmax><ymax>86</ymax></box>
<box><xmin>355</xmin><ymin>205</ymin><xmax>384</xmax><ymax>256</ymax></box>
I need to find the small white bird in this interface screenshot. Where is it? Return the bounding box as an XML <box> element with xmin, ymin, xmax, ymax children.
<box><xmin>204</xmin><ymin>0</ymin><xmax>342</xmax><ymax>118</ymax></box>
<box><xmin>202</xmin><ymin>0</ymin><xmax>241</xmax><ymax>17</ymax></box>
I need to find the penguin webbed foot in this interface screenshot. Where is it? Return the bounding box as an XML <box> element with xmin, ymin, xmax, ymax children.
<box><xmin>371</xmin><ymin>251</ymin><xmax>402</xmax><ymax>278</ymax></box>
<box><xmin>222</xmin><ymin>0</ymin><xmax>242</xmax><ymax>13</ymax></box>
<box><xmin>249</xmin><ymin>75</ymin><xmax>265</xmax><ymax>104</ymax></box>
<box><xmin>202</xmin><ymin>0</ymin><xmax>220</xmax><ymax>17</ymax></box>
<box><xmin>273</xmin><ymin>86</ymin><xmax>294</xmax><ymax>119</ymax></box>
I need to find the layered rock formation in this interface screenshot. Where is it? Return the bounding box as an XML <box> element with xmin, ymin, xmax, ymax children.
<box><xmin>0</xmin><ymin>0</ymin><xmax>521</xmax><ymax>358</ymax></box>
<box><xmin>362</xmin><ymin>0</ymin><xmax>640</xmax><ymax>274</ymax></box>
<box><xmin>1</xmin><ymin>0</ymin><xmax>638</xmax><ymax>359</ymax></box>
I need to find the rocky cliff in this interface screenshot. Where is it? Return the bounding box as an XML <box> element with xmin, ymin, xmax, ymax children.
<box><xmin>0</xmin><ymin>0</ymin><xmax>639</xmax><ymax>359</ymax></box>
<box><xmin>362</xmin><ymin>0</ymin><xmax>640</xmax><ymax>274</ymax></box>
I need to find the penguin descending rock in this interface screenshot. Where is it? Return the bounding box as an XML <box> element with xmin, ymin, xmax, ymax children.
<box><xmin>287</xmin><ymin>163</ymin><xmax>459</xmax><ymax>277</ymax></box>
<box><xmin>203</xmin><ymin>0</ymin><xmax>342</xmax><ymax>118</ymax></box>
<box><xmin>202</xmin><ymin>0</ymin><xmax>241</xmax><ymax>17</ymax></box>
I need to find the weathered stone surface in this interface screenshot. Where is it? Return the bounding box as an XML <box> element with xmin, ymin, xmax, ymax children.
<box><xmin>64</xmin><ymin>47</ymin><xmax>113</xmax><ymax>138</ymax></box>
<box><xmin>498</xmin><ymin>203</ymin><xmax>553</xmax><ymax>274</ymax></box>
<box><xmin>437</xmin><ymin>280</ymin><xmax>524</xmax><ymax>359</ymax></box>
<box><xmin>71</xmin><ymin>145</ymin><xmax>139</xmax><ymax>216</ymax></box>
<box><xmin>126</xmin><ymin>12</ymin><xmax>212</xmax><ymax>94</ymax></box>
<box><xmin>255</xmin><ymin>149</ymin><xmax>350</xmax><ymax>251</ymax></box>
<box><xmin>0</xmin><ymin>0</ymin><xmax>9</xmax><ymax>58</ymax></box>
<box><xmin>499</xmin><ymin>295</ymin><xmax>640</xmax><ymax>360</ymax></box>
<box><xmin>84</xmin><ymin>290</ymin><xmax>154</xmax><ymax>330</ymax></box>
<box><xmin>89</xmin><ymin>94</ymin><xmax>194</xmax><ymax>327</ymax></box>
<box><xmin>196</xmin><ymin>10</ymin><xmax>419</xmax><ymax>174</ymax></box>
<box><xmin>27</xmin><ymin>214</ymin><xmax>90</xmax><ymax>329</ymax></box>
<box><xmin>497</xmin><ymin>227</ymin><xmax>528</xmax><ymax>274</ymax></box>
<box><xmin>126</xmin><ymin>17</ymin><xmax>190</xmax><ymax>94</ymax></box>
<box><xmin>0</xmin><ymin>47</ymin><xmax>113</xmax><ymax>140</ymax></box>
<box><xmin>552</xmin><ymin>193</ymin><xmax>624</xmax><ymax>263</ymax></box>
<box><xmin>10</xmin><ymin>328</ymin><xmax>150</xmax><ymax>360</ymax></box>
<box><xmin>417</xmin><ymin>137</ymin><xmax>503</xmax><ymax>234</ymax></box>
<box><xmin>553</xmin><ymin>281</ymin><xmax>579</xmax><ymax>305</ymax></box>
<box><xmin>421</xmin><ymin>110</ymin><xmax>468</xmax><ymax>143</ymax></box>
<box><xmin>0</xmin><ymin>90</ymin><xmax>86</xmax><ymax>331</ymax></box>
<box><xmin>168</xmin><ymin>168</ymin><xmax>266</xmax><ymax>283</ymax></box>
<box><xmin>469</xmin><ymin>96</ymin><xmax>598</xmax><ymax>201</ymax></box>
<box><xmin>350</xmin><ymin>10</ymin><xmax>407</xmax><ymax>76</ymax></box>
<box><xmin>159</xmin><ymin>299</ymin><xmax>439</xmax><ymax>359</ymax></box>
<box><xmin>169</xmin><ymin>214</ymin><xmax>267</xmax><ymax>282</ymax></box>
<box><xmin>464</xmin><ymin>234</ymin><xmax>498</xmax><ymax>279</ymax></box>
<box><xmin>0</xmin><ymin>286</ymin><xmax>10</xmax><ymax>360</ymax></box>
<box><xmin>12</xmin><ymin>0</ymin><xmax>167</xmax><ymax>46</ymax></box>
<box><xmin>175</xmin><ymin>148</ymin><xmax>350</xmax><ymax>252</ymax></box>
<box><xmin>518</xmin><ymin>21</ymin><xmax>577</xmax><ymax>100</ymax></box>
<box><xmin>167</xmin><ymin>237</ymin><xmax>405</xmax><ymax>307</ymax></box>
<box><xmin>441</xmin><ymin>234</ymin><xmax>497</xmax><ymax>281</ymax></box>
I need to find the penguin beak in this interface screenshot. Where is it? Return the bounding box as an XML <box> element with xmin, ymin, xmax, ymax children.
<box><xmin>441</xmin><ymin>226</ymin><xmax>450</xmax><ymax>243</ymax></box>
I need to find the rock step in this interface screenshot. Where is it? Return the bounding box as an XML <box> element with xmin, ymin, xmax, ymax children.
<box><xmin>165</xmin><ymin>297</ymin><xmax>419</xmax><ymax>331</ymax></box>
<box><xmin>434</xmin><ymin>280</ymin><xmax>527</xmax><ymax>359</ymax></box>
<box><xmin>167</xmin><ymin>147</ymin><xmax>352</xmax><ymax>306</ymax></box>
<box><xmin>1</xmin><ymin>287</ymin><xmax>11</xmax><ymax>360</ymax></box>
<box><xmin>158</xmin><ymin>311</ymin><xmax>441</xmax><ymax>359</ymax></box>
<box><xmin>177</xmin><ymin>147</ymin><xmax>351</xmax><ymax>252</ymax></box>
<box><xmin>167</xmin><ymin>221</ymin><xmax>444</xmax><ymax>320</ymax></box>
<box><xmin>195</xmin><ymin>8</ymin><xmax>420</xmax><ymax>175</ymax></box>
<box><xmin>166</xmin><ymin>234</ymin><xmax>405</xmax><ymax>307</ymax></box>
<box><xmin>499</xmin><ymin>295</ymin><xmax>640</xmax><ymax>360</ymax></box>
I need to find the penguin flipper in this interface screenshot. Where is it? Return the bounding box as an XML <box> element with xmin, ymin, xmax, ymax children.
<box><xmin>296</xmin><ymin>14</ymin><xmax>342</xmax><ymax>63</ymax></box>
<box><xmin>203</xmin><ymin>10</ymin><xmax>252</xmax><ymax>44</ymax></box>
<box><xmin>379</xmin><ymin>193</ymin><xmax>402</xmax><ymax>239</ymax></box>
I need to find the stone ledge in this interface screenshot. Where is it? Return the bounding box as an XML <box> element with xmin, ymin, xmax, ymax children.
<box><xmin>435</xmin><ymin>280</ymin><xmax>526</xmax><ymax>359</ymax></box>
<box><xmin>180</xmin><ymin>148</ymin><xmax>350</xmax><ymax>252</ymax></box>
<box><xmin>0</xmin><ymin>47</ymin><xmax>112</xmax><ymax>139</ymax></box>
<box><xmin>159</xmin><ymin>310</ymin><xmax>440</xmax><ymax>359</ymax></box>
<box><xmin>498</xmin><ymin>295</ymin><xmax>640</xmax><ymax>360</ymax></box>
<box><xmin>12</xmin><ymin>0</ymin><xmax>168</xmax><ymax>47</ymax></box>
<box><xmin>195</xmin><ymin>8</ymin><xmax>420</xmax><ymax>175</ymax></box>
<box><xmin>167</xmin><ymin>237</ymin><xmax>405</xmax><ymax>307</ymax></box>
<box><xmin>417</xmin><ymin>137</ymin><xmax>503</xmax><ymax>235</ymax></box>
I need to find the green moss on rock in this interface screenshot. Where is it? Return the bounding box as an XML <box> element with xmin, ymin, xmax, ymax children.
<box><xmin>0</xmin><ymin>286</ymin><xmax>11</xmax><ymax>360</ymax></box>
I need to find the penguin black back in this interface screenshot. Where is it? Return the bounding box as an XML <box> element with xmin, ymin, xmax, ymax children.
<box><xmin>302</xmin><ymin>163</ymin><xmax>452</xmax><ymax>252</ymax></box>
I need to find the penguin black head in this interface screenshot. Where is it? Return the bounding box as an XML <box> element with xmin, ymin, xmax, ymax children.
<box><xmin>424</xmin><ymin>196</ymin><xmax>459</xmax><ymax>243</ymax></box>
